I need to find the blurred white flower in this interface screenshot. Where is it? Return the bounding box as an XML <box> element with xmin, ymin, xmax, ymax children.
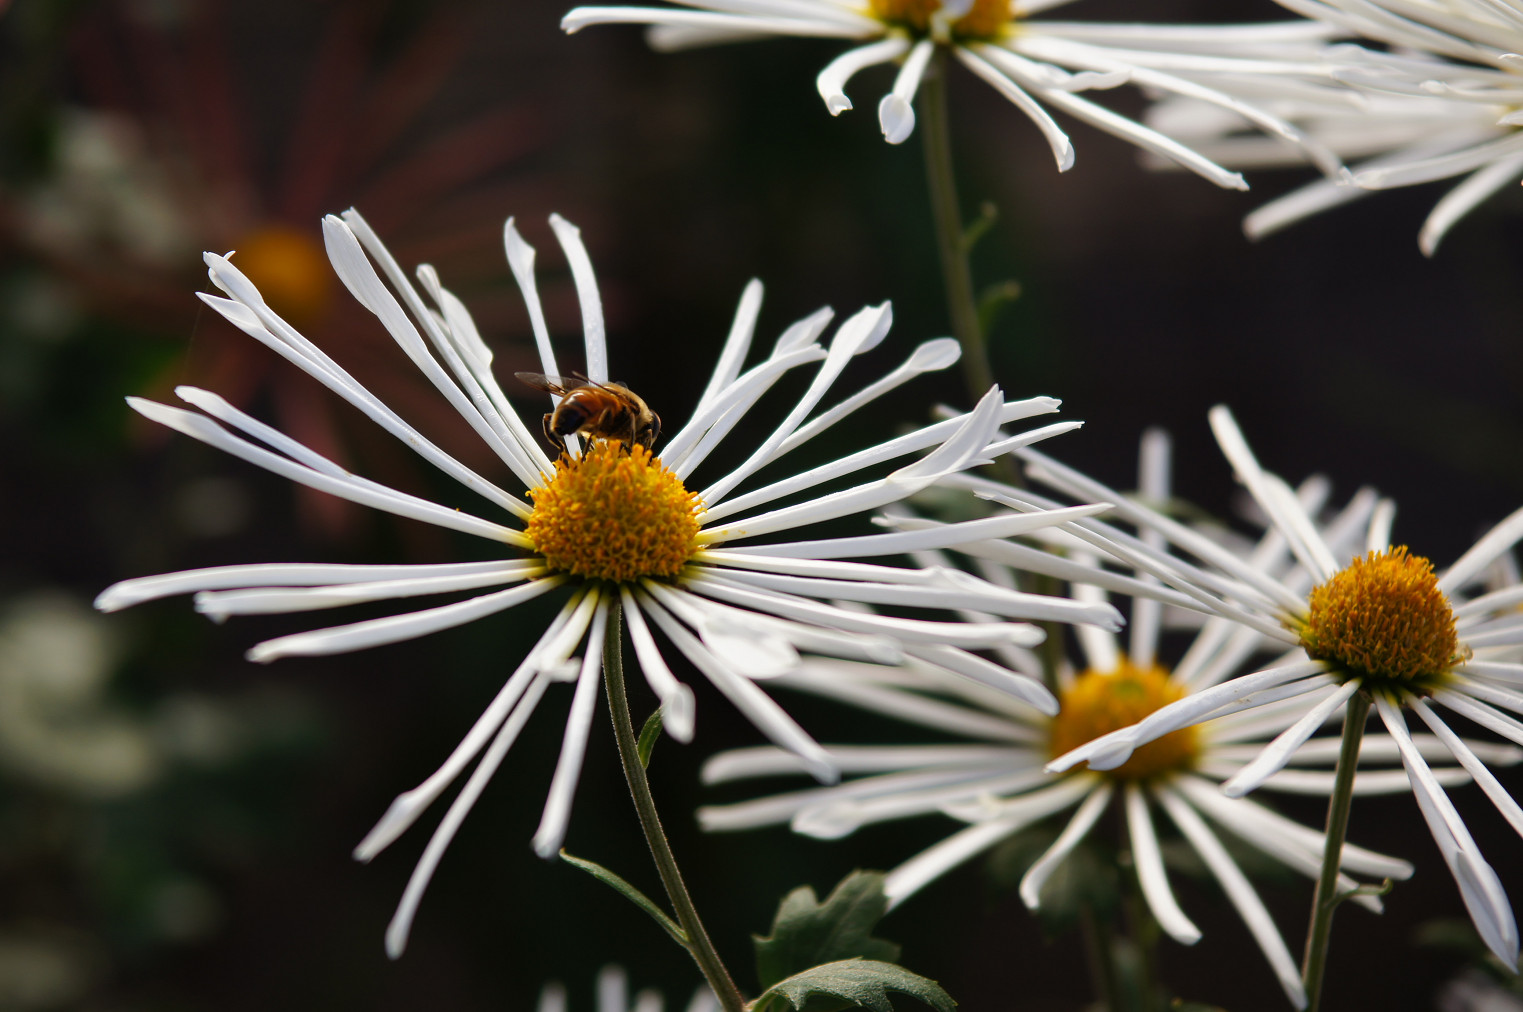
<box><xmin>96</xmin><ymin>208</ymin><xmax>1118</xmax><ymax>956</ymax></box>
<box><xmin>0</xmin><ymin>590</ymin><xmax>161</xmax><ymax>798</ymax></box>
<box><xmin>1044</xmin><ymin>405</ymin><xmax>1523</xmax><ymax>969</ymax></box>
<box><xmin>1150</xmin><ymin>0</ymin><xmax>1523</xmax><ymax>253</ymax></box>
<box><xmin>698</xmin><ymin>430</ymin><xmax>1433</xmax><ymax>1008</ymax></box>
<box><xmin>563</xmin><ymin>0</ymin><xmax>1350</xmax><ymax>188</ymax></box>
<box><xmin>539</xmin><ymin>965</ymin><xmax>718</xmax><ymax>1012</ymax></box>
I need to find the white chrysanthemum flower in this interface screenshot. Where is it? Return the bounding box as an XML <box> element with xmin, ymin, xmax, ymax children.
<box><xmin>561</xmin><ymin>0</ymin><xmax>1351</xmax><ymax>188</ymax></box>
<box><xmin>696</xmin><ymin>430</ymin><xmax>1445</xmax><ymax>1009</ymax></box>
<box><xmin>539</xmin><ymin>966</ymin><xmax>718</xmax><ymax>1012</ymax></box>
<box><xmin>1150</xmin><ymin>0</ymin><xmax>1523</xmax><ymax>253</ymax></box>
<box><xmin>95</xmin><ymin>208</ymin><xmax>1120</xmax><ymax>957</ymax></box>
<box><xmin>1044</xmin><ymin>405</ymin><xmax>1523</xmax><ymax>969</ymax></box>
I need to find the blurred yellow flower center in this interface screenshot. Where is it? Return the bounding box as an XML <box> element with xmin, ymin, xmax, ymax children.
<box><xmin>1048</xmin><ymin>662</ymin><xmax>1199</xmax><ymax>781</ymax></box>
<box><xmin>868</xmin><ymin>0</ymin><xmax>1012</xmax><ymax>39</ymax></box>
<box><xmin>1299</xmin><ymin>546</ymin><xmax>1465</xmax><ymax>690</ymax></box>
<box><xmin>526</xmin><ymin>441</ymin><xmax>702</xmax><ymax>583</ymax></box>
<box><xmin>233</xmin><ymin>225</ymin><xmax>333</xmax><ymax>324</ymax></box>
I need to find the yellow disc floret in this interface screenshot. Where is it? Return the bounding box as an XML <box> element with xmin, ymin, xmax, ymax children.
<box><xmin>869</xmin><ymin>0</ymin><xmax>1012</xmax><ymax>39</ymax></box>
<box><xmin>1049</xmin><ymin>662</ymin><xmax>1199</xmax><ymax>781</ymax></box>
<box><xmin>1299</xmin><ymin>546</ymin><xmax>1466</xmax><ymax>691</ymax></box>
<box><xmin>526</xmin><ymin>441</ymin><xmax>702</xmax><ymax>584</ymax></box>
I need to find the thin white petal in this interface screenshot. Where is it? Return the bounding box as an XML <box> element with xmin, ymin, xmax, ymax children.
<box><xmin>818</xmin><ymin>38</ymin><xmax>909</xmax><ymax>115</ymax></box>
<box><xmin>1155</xmin><ymin>785</ymin><xmax>1307</xmax><ymax>1009</ymax></box>
<box><xmin>694</xmin><ymin>279</ymin><xmax>764</xmax><ymax>418</ymax></box>
<box><xmin>880</xmin><ymin>40</ymin><xmax>934</xmax><ymax>144</ymax></box>
<box><xmin>1125</xmin><ymin>782</ymin><xmax>1201</xmax><ymax>944</ymax></box>
<box><xmin>533</xmin><ymin>596</ymin><xmax>609</xmax><ymax>857</ymax></box>
<box><xmin>1420</xmin><ymin>154</ymin><xmax>1523</xmax><ymax>254</ymax></box>
<box><xmin>1020</xmin><ymin>783</ymin><xmax>1112</xmax><ymax>908</ymax></box>
<box><xmin>355</xmin><ymin>599</ymin><xmax>586</xmax><ymax>863</ymax></box>
<box><xmin>384</xmin><ymin>668</ymin><xmax>555</xmax><ymax>957</ymax></box>
<box><xmin>955</xmin><ymin>46</ymin><xmax>1073</xmax><ymax>171</ymax></box>
<box><xmin>548</xmin><ymin>214</ymin><xmax>608</xmax><ymax>384</ymax></box>
<box><xmin>883</xmin><ymin>778</ymin><xmax>1094</xmax><ymax>906</ymax></box>
<box><xmin>620</xmin><ymin>588</ymin><xmax>697</xmax><ymax>743</ymax></box>
<box><xmin>1223</xmin><ymin>681</ymin><xmax>1360</xmax><ymax>797</ymax></box>
<box><xmin>247</xmin><ymin>578</ymin><xmax>564</xmax><ymax>663</ymax></box>
<box><xmin>638</xmin><ymin>589</ymin><xmax>838</xmax><ymax>783</ymax></box>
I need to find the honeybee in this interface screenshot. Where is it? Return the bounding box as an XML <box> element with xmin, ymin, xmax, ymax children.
<box><xmin>515</xmin><ymin>372</ymin><xmax>661</xmax><ymax>456</ymax></box>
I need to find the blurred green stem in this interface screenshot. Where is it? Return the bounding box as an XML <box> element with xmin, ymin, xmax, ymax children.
<box><xmin>918</xmin><ymin>50</ymin><xmax>994</xmax><ymax>403</ymax></box>
<box><xmin>1301</xmin><ymin>690</ymin><xmax>1370</xmax><ymax>1012</ymax></box>
<box><xmin>604</xmin><ymin>598</ymin><xmax>746</xmax><ymax>1012</ymax></box>
<box><xmin>1079</xmin><ymin>902</ymin><xmax>1120</xmax><ymax>1012</ymax></box>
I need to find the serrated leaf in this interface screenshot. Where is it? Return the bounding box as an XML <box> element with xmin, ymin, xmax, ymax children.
<box><xmin>755</xmin><ymin>871</ymin><xmax>901</xmax><ymax>989</ymax></box>
<box><xmin>559</xmin><ymin>850</ymin><xmax>686</xmax><ymax>947</ymax></box>
<box><xmin>754</xmin><ymin>959</ymin><xmax>955</xmax><ymax>1012</ymax></box>
<box><xmin>637</xmin><ymin>707</ymin><xmax>664</xmax><ymax>768</ymax></box>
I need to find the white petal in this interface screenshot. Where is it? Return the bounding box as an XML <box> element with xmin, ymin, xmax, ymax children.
<box><xmin>638</xmin><ymin>590</ymin><xmax>838</xmax><ymax>783</ymax></box>
<box><xmin>883</xmin><ymin>778</ymin><xmax>1093</xmax><ymax>906</ymax></box>
<box><xmin>1019</xmin><ymin>783</ymin><xmax>1112</xmax><ymax>908</ymax></box>
<box><xmin>247</xmin><ymin>578</ymin><xmax>564</xmax><ymax>663</ymax></box>
<box><xmin>956</xmin><ymin>45</ymin><xmax>1076</xmax><ymax>171</ymax></box>
<box><xmin>383</xmin><ymin>668</ymin><xmax>555</xmax><ymax>957</ymax></box>
<box><xmin>879</xmin><ymin>40</ymin><xmax>934</xmax><ymax>144</ymax></box>
<box><xmin>548</xmin><ymin>214</ymin><xmax>608</xmax><ymax>384</ymax></box>
<box><xmin>1125</xmin><ymin>782</ymin><xmax>1201</xmax><ymax>944</ymax></box>
<box><xmin>620</xmin><ymin>588</ymin><xmax>697</xmax><ymax>743</ymax></box>
<box><xmin>694</xmin><ymin>279</ymin><xmax>764</xmax><ymax>418</ymax></box>
<box><xmin>532</xmin><ymin>596</ymin><xmax>609</xmax><ymax>857</ymax></box>
<box><xmin>818</xmin><ymin>38</ymin><xmax>910</xmax><ymax>115</ymax></box>
<box><xmin>1154</xmin><ymin>785</ymin><xmax>1307</xmax><ymax>1009</ymax></box>
<box><xmin>1222</xmin><ymin>681</ymin><xmax>1359</xmax><ymax>797</ymax></box>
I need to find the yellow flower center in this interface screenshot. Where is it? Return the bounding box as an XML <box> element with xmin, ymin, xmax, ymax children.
<box><xmin>234</xmin><ymin>225</ymin><xmax>333</xmax><ymax>325</ymax></box>
<box><xmin>525</xmin><ymin>441</ymin><xmax>702</xmax><ymax>583</ymax></box>
<box><xmin>868</xmin><ymin>0</ymin><xmax>1013</xmax><ymax>39</ymax></box>
<box><xmin>1299</xmin><ymin>546</ymin><xmax>1466</xmax><ymax>691</ymax></box>
<box><xmin>1048</xmin><ymin>662</ymin><xmax>1199</xmax><ymax>781</ymax></box>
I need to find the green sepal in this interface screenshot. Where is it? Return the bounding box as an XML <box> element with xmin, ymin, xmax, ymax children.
<box><xmin>752</xmin><ymin>959</ymin><xmax>956</xmax><ymax>1012</ymax></box>
<box><xmin>754</xmin><ymin>871</ymin><xmax>901</xmax><ymax>990</ymax></box>
<box><xmin>637</xmin><ymin>707</ymin><xmax>664</xmax><ymax>768</ymax></box>
<box><xmin>558</xmin><ymin>849</ymin><xmax>686</xmax><ymax>947</ymax></box>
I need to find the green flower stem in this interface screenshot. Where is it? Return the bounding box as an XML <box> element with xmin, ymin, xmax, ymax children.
<box><xmin>917</xmin><ymin>50</ymin><xmax>994</xmax><ymax>404</ymax></box>
<box><xmin>919</xmin><ymin>48</ymin><xmax>1061</xmax><ymax>692</ymax></box>
<box><xmin>1301</xmin><ymin>689</ymin><xmax>1371</xmax><ymax>1012</ymax></box>
<box><xmin>1078</xmin><ymin>902</ymin><xmax>1120</xmax><ymax>1012</ymax></box>
<box><xmin>603</xmin><ymin>598</ymin><xmax>746</xmax><ymax>1012</ymax></box>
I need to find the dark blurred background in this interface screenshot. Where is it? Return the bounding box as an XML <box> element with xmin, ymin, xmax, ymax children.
<box><xmin>2</xmin><ymin>0</ymin><xmax>1522</xmax><ymax>1008</ymax></box>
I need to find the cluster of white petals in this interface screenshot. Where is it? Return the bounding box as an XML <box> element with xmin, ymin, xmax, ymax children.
<box><xmin>561</xmin><ymin>0</ymin><xmax>1351</xmax><ymax>189</ymax></box>
<box><xmin>94</xmin><ymin>209</ymin><xmax>1121</xmax><ymax>956</ymax></box>
<box><xmin>1151</xmin><ymin>0</ymin><xmax>1523</xmax><ymax>253</ymax></box>
<box><xmin>695</xmin><ymin>431</ymin><xmax>1460</xmax><ymax>1008</ymax></box>
<box><xmin>1045</xmin><ymin>406</ymin><xmax>1523</xmax><ymax>968</ymax></box>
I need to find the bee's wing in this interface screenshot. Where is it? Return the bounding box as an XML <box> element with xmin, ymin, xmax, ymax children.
<box><xmin>514</xmin><ymin>371</ymin><xmax>574</xmax><ymax>395</ymax></box>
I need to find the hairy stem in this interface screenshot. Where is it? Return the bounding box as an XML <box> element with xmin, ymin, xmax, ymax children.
<box><xmin>604</xmin><ymin>598</ymin><xmax>746</xmax><ymax>1011</ymax></box>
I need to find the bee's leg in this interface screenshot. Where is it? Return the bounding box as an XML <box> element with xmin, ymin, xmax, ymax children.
<box><xmin>542</xmin><ymin>413</ymin><xmax>567</xmax><ymax>459</ymax></box>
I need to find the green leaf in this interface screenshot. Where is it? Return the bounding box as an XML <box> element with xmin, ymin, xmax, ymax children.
<box><xmin>637</xmin><ymin>707</ymin><xmax>664</xmax><ymax>768</ymax></box>
<box><xmin>559</xmin><ymin>850</ymin><xmax>686</xmax><ymax>947</ymax></box>
<box><xmin>753</xmin><ymin>959</ymin><xmax>955</xmax><ymax>1012</ymax></box>
<box><xmin>754</xmin><ymin>871</ymin><xmax>901</xmax><ymax>990</ymax></box>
